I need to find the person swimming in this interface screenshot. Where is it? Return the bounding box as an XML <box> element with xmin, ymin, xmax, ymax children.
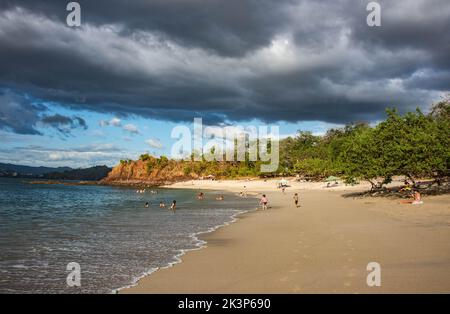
<box><xmin>197</xmin><ymin>192</ymin><xmax>204</xmax><ymax>200</ymax></box>
<box><xmin>215</xmin><ymin>195</ymin><xmax>224</xmax><ymax>201</ymax></box>
<box><xmin>170</xmin><ymin>200</ymin><xmax>176</xmax><ymax>212</ymax></box>
<box><xmin>144</xmin><ymin>202</ymin><xmax>149</xmax><ymax>208</ymax></box>
<box><xmin>159</xmin><ymin>201</ymin><xmax>165</xmax><ymax>208</ymax></box>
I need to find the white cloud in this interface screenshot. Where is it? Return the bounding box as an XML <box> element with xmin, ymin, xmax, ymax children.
<box><xmin>145</xmin><ymin>138</ymin><xmax>163</xmax><ymax>149</ymax></box>
<box><xmin>109</xmin><ymin>117</ymin><xmax>121</xmax><ymax>127</ymax></box>
<box><xmin>0</xmin><ymin>144</ymin><xmax>140</xmax><ymax>168</ymax></box>
<box><xmin>123</xmin><ymin>123</ymin><xmax>139</xmax><ymax>134</ymax></box>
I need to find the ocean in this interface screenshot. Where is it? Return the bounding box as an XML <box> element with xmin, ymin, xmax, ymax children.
<box><xmin>0</xmin><ymin>178</ymin><xmax>256</xmax><ymax>293</ymax></box>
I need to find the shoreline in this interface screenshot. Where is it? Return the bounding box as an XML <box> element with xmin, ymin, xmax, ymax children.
<box><xmin>115</xmin><ymin>188</ymin><xmax>259</xmax><ymax>294</ymax></box>
<box><xmin>121</xmin><ymin>179</ymin><xmax>450</xmax><ymax>293</ymax></box>
<box><xmin>115</xmin><ymin>206</ymin><xmax>257</xmax><ymax>294</ymax></box>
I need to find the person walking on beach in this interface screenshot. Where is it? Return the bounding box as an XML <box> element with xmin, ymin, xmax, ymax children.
<box><xmin>243</xmin><ymin>186</ymin><xmax>247</xmax><ymax>198</ymax></box>
<box><xmin>170</xmin><ymin>200</ymin><xmax>176</xmax><ymax>213</ymax></box>
<box><xmin>260</xmin><ymin>194</ymin><xmax>268</xmax><ymax>210</ymax></box>
<box><xmin>293</xmin><ymin>193</ymin><xmax>300</xmax><ymax>207</ymax></box>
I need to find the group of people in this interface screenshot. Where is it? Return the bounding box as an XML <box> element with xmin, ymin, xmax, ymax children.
<box><xmin>142</xmin><ymin>179</ymin><xmax>425</xmax><ymax>215</ymax></box>
<box><xmin>197</xmin><ymin>192</ymin><xmax>225</xmax><ymax>201</ymax></box>
<box><xmin>143</xmin><ymin>190</ymin><xmax>228</xmax><ymax>212</ymax></box>
<box><xmin>144</xmin><ymin>200</ymin><xmax>177</xmax><ymax>212</ymax></box>
<box><xmin>136</xmin><ymin>189</ymin><xmax>158</xmax><ymax>194</ymax></box>
<box><xmin>258</xmin><ymin>192</ymin><xmax>301</xmax><ymax>210</ymax></box>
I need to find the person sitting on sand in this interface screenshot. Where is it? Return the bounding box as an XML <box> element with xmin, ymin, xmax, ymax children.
<box><xmin>145</xmin><ymin>202</ymin><xmax>149</xmax><ymax>208</ymax></box>
<box><xmin>159</xmin><ymin>201</ymin><xmax>165</xmax><ymax>208</ymax></box>
<box><xmin>170</xmin><ymin>200</ymin><xmax>176</xmax><ymax>212</ymax></box>
<box><xmin>399</xmin><ymin>190</ymin><xmax>423</xmax><ymax>205</ymax></box>
<box><xmin>293</xmin><ymin>193</ymin><xmax>300</xmax><ymax>207</ymax></box>
<box><xmin>260</xmin><ymin>194</ymin><xmax>268</xmax><ymax>210</ymax></box>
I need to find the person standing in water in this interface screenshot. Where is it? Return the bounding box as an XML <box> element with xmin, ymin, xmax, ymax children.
<box><xmin>144</xmin><ymin>202</ymin><xmax>149</xmax><ymax>208</ymax></box>
<box><xmin>170</xmin><ymin>200</ymin><xmax>176</xmax><ymax>212</ymax></box>
<box><xmin>293</xmin><ymin>193</ymin><xmax>300</xmax><ymax>207</ymax></box>
<box><xmin>260</xmin><ymin>194</ymin><xmax>268</xmax><ymax>210</ymax></box>
<box><xmin>243</xmin><ymin>186</ymin><xmax>247</xmax><ymax>198</ymax></box>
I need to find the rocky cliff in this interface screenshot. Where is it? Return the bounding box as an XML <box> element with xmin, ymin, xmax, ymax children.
<box><xmin>101</xmin><ymin>157</ymin><xmax>196</xmax><ymax>186</ymax></box>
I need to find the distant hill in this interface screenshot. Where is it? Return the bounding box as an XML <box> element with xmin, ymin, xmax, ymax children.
<box><xmin>44</xmin><ymin>166</ymin><xmax>112</xmax><ymax>181</ymax></box>
<box><xmin>0</xmin><ymin>163</ymin><xmax>112</xmax><ymax>180</ymax></box>
<box><xmin>0</xmin><ymin>163</ymin><xmax>72</xmax><ymax>176</ymax></box>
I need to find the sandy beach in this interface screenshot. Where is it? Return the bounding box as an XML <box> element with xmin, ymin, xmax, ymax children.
<box><xmin>122</xmin><ymin>179</ymin><xmax>450</xmax><ymax>293</ymax></box>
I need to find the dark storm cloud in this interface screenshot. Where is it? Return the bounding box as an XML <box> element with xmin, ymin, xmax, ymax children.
<box><xmin>41</xmin><ymin>114</ymin><xmax>88</xmax><ymax>135</ymax></box>
<box><xmin>0</xmin><ymin>0</ymin><xmax>292</xmax><ymax>57</ymax></box>
<box><xmin>0</xmin><ymin>89</ymin><xmax>46</xmax><ymax>135</ymax></box>
<box><xmin>0</xmin><ymin>0</ymin><xmax>448</xmax><ymax>132</ymax></box>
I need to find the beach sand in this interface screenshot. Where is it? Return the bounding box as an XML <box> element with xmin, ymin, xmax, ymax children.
<box><xmin>121</xmin><ymin>179</ymin><xmax>450</xmax><ymax>293</ymax></box>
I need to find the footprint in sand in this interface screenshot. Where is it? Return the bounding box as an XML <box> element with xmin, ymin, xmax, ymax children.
<box><xmin>344</xmin><ymin>282</ymin><xmax>352</xmax><ymax>287</ymax></box>
<box><xmin>347</xmin><ymin>257</ymin><xmax>354</xmax><ymax>262</ymax></box>
<box><xmin>279</xmin><ymin>276</ymin><xmax>289</xmax><ymax>282</ymax></box>
<box><xmin>293</xmin><ymin>249</ymin><xmax>300</xmax><ymax>253</ymax></box>
<box><xmin>290</xmin><ymin>269</ymin><xmax>299</xmax><ymax>273</ymax></box>
<box><xmin>302</xmin><ymin>254</ymin><xmax>310</xmax><ymax>259</ymax></box>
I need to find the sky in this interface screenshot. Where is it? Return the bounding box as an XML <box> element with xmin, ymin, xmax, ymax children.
<box><xmin>0</xmin><ymin>0</ymin><xmax>449</xmax><ymax>168</ymax></box>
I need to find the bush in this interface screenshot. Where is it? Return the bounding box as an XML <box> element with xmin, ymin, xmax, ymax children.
<box><xmin>183</xmin><ymin>165</ymin><xmax>192</xmax><ymax>176</ymax></box>
<box><xmin>140</xmin><ymin>154</ymin><xmax>151</xmax><ymax>161</ymax></box>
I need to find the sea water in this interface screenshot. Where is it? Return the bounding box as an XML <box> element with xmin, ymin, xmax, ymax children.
<box><xmin>0</xmin><ymin>178</ymin><xmax>256</xmax><ymax>293</ymax></box>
